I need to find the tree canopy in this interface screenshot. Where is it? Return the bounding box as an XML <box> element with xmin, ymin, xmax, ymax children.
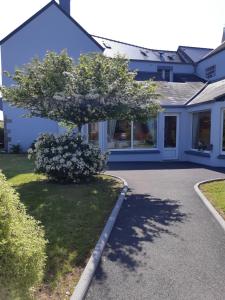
<box><xmin>1</xmin><ymin>51</ymin><xmax>160</xmax><ymax>129</ymax></box>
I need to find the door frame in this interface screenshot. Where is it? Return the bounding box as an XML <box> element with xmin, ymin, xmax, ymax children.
<box><xmin>163</xmin><ymin>113</ymin><xmax>179</xmax><ymax>160</ymax></box>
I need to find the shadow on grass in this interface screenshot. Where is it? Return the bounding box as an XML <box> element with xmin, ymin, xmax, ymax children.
<box><xmin>94</xmin><ymin>192</ymin><xmax>188</xmax><ymax>282</ymax></box>
<box><xmin>14</xmin><ymin>176</ymin><xmax>121</xmax><ymax>287</ymax></box>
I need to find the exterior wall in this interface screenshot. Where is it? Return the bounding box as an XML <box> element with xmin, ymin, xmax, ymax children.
<box><xmin>103</xmin><ymin>107</ymin><xmax>187</xmax><ymax>162</ymax></box>
<box><xmin>129</xmin><ymin>61</ymin><xmax>194</xmax><ymax>74</ymax></box>
<box><xmin>183</xmin><ymin>101</ymin><xmax>225</xmax><ymax>167</ymax></box>
<box><xmin>196</xmin><ymin>50</ymin><xmax>225</xmax><ymax>81</ymax></box>
<box><xmin>94</xmin><ymin>103</ymin><xmax>225</xmax><ymax>167</ymax></box>
<box><xmin>1</xmin><ymin>4</ymin><xmax>102</xmax><ymax>151</ymax></box>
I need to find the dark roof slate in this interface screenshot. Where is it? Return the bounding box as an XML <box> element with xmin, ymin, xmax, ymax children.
<box><xmin>178</xmin><ymin>46</ymin><xmax>212</xmax><ymax>63</ymax></box>
<box><xmin>187</xmin><ymin>79</ymin><xmax>225</xmax><ymax>106</ymax></box>
<box><xmin>92</xmin><ymin>35</ymin><xmax>187</xmax><ymax>64</ymax></box>
<box><xmin>199</xmin><ymin>41</ymin><xmax>225</xmax><ymax>62</ymax></box>
<box><xmin>156</xmin><ymin>81</ymin><xmax>205</xmax><ymax>106</ymax></box>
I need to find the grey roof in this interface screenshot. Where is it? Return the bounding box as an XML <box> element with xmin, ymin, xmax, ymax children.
<box><xmin>200</xmin><ymin>41</ymin><xmax>225</xmax><ymax>61</ymax></box>
<box><xmin>178</xmin><ymin>46</ymin><xmax>213</xmax><ymax>63</ymax></box>
<box><xmin>156</xmin><ymin>81</ymin><xmax>205</xmax><ymax>106</ymax></box>
<box><xmin>187</xmin><ymin>79</ymin><xmax>225</xmax><ymax>106</ymax></box>
<box><xmin>92</xmin><ymin>35</ymin><xmax>186</xmax><ymax>64</ymax></box>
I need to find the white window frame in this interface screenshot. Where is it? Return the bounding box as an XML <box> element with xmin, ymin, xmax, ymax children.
<box><xmin>190</xmin><ymin>109</ymin><xmax>211</xmax><ymax>153</ymax></box>
<box><xmin>221</xmin><ymin>108</ymin><xmax>225</xmax><ymax>154</ymax></box>
<box><xmin>108</xmin><ymin>118</ymin><xmax>159</xmax><ymax>151</ymax></box>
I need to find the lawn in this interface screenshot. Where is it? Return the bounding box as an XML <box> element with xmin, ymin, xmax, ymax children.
<box><xmin>0</xmin><ymin>154</ymin><xmax>122</xmax><ymax>299</ymax></box>
<box><xmin>200</xmin><ymin>180</ymin><xmax>225</xmax><ymax>219</ymax></box>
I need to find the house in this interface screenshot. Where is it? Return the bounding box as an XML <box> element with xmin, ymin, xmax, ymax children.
<box><xmin>0</xmin><ymin>0</ymin><xmax>225</xmax><ymax>167</ymax></box>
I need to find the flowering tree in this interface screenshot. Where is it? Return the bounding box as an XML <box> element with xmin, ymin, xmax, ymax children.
<box><xmin>2</xmin><ymin>51</ymin><xmax>160</xmax><ymax>131</ymax></box>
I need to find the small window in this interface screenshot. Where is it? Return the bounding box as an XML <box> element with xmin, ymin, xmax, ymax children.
<box><xmin>157</xmin><ymin>67</ymin><xmax>173</xmax><ymax>81</ymax></box>
<box><xmin>205</xmin><ymin>65</ymin><xmax>216</xmax><ymax>79</ymax></box>
<box><xmin>192</xmin><ymin>111</ymin><xmax>211</xmax><ymax>151</ymax></box>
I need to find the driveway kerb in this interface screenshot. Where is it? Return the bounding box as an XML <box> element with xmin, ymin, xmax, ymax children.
<box><xmin>70</xmin><ymin>175</ymin><xmax>128</xmax><ymax>300</ymax></box>
<box><xmin>194</xmin><ymin>178</ymin><xmax>225</xmax><ymax>233</ymax></box>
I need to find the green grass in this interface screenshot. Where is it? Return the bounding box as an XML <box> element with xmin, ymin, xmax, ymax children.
<box><xmin>0</xmin><ymin>154</ymin><xmax>122</xmax><ymax>299</ymax></box>
<box><xmin>200</xmin><ymin>180</ymin><xmax>225</xmax><ymax>219</ymax></box>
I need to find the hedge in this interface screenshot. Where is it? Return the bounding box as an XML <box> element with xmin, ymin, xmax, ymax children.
<box><xmin>0</xmin><ymin>172</ymin><xmax>47</xmax><ymax>299</ymax></box>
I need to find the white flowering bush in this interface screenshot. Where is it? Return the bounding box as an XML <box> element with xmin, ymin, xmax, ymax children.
<box><xmin>28</xmin><ymin>133</ymin><xmax>108</xmax><ymax>183</ymax></box>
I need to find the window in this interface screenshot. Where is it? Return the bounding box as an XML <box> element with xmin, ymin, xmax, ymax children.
<box><xmin>205</xmin><ymin>65</ymin><xmax>216</xmax><ymax>79</ymax></box>
<box><xmin>157</xmin><ymin>67</ymin><xmax>173</xmax><ymax>81</ymax></box>
<box><xmin>192</xmin><ymin>111</ymin><xmax>211</xmax><ymax>151</ymax></box>
<box><xmin>164</xmin><ymin>116</ymin><xmax>177</xmax><ymax>148</ymax></box>
<box><xmin>88</xmin><ymin>123</ymin><xmax>99</xmax><ymax>145</ymax></box>
<box><xmin>107</xmin><ymin>118</ymin><xmax>157</xmax><ymax>149</ymax></box>
<box><xmin>222</xmin><ymin>110</ymin><xmax>225</xmax><ymax>153</ymax></box>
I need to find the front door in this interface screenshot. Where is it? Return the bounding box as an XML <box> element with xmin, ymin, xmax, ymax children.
<box><xmin>163</xmin><ymin>114</ymin><xmax>179</xmax><ymax>160</ymax></box>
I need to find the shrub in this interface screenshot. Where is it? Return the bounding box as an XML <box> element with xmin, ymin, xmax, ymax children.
<box><xmin>10</xmin><ymin>143</ymin><xmax>21</xmax><ymax>154</ymax></box>
<box><xmin>0</xmin><ymin>122</ymin><xmax>4</xmax><ymax>148</ymax></box>
<box><xmin>28</xmin><ymin>132</ymin><xmax>108</xmax><ymax>183</ymax></box>
<box><xmin>0</xmin><ymin>172</ymin><xmax>47</xmax><ymax>299</ymax></box>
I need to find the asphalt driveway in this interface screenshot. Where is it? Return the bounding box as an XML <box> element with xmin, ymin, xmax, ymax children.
<box><xmin>86</xmin><ymin>162</ymin><xmax>225</xmax><ymax>300</ymax></box>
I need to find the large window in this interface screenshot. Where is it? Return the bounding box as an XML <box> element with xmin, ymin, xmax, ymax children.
<box><xmin>192</xmin><ymin>111</ymin><xmax>211</xmax><ymax>151</ymax></box>
<box><xmin>107</xmin><ymin>118</ymin><xmax>157</xmax><ymax>149</ymax></box>
<box><xmin>222</xmin><ymin>110</ymin><xmax>225</xmax><ymax>153</ymax></box>
<box><xmin>88</xmin><ymin>123</ymin><xmax>99</xmax><ymax>145</ymax></box>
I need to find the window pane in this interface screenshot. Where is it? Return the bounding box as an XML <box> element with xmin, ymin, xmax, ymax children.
<box><xmin>192</xmin><ymin>111</ymin><xmax>211</xmax><ymax>150</ymax></box>
<box><xmin>88</xmin><ymin>123</ymin><xmax>99</xmax><ymax>145</ymax></box>
<box><xmin>164</xmin><ymin>116</ymin><xmax>177</xmax><ymax>148</ymax></box>
<box><xmin>107</xmin><ymin>120</ymin><xmax>131</xmax><ymax>149</ymax></box>
<box><xmin>223</xmin><ymin>111</ymin><xmax>225</xmax><ymax>152</ymax></box>
<box><xmin>133</xmin><ymin>118</ymin><xmax>157</xmax><ymax>148</ymax></box>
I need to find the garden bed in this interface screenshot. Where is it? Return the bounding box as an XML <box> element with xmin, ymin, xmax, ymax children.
<box><xmin>0</xmin><ymin>154</ymin><xmax>122</xmax><ymax>299</ymax></box>
<box><xmin>200</xmin><ymin>180</ymin><xmax>225</xmax><ymax>219</ymax></box>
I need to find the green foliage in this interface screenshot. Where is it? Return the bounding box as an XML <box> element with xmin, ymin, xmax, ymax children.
<box><xmin>1</xmin><ymin>51</ymin><xmax>160</xmax><ymax>129</ymax></box>
<box><xmin>0</xmin><ymin>154</ymin><xmax>122</xmax><ymax>298</ymax></box>
<box><xmin>0</xmin><ymin>171</ymin><xmax>47</xmax><ymax>299</ymax></box>
<box><xmin>28</xmin><ymin>132</ymin><xmax>108</xmax><ymax>183</ymax></box>
<box><xmin>10</xmin><ymin>144</ymin><xmax>22</xmax><ymax>154</ymax></box>
<box><xmin>0</xmin><ymin>122</ymin><xmax>4</xmax><ymax>148</ymax></box>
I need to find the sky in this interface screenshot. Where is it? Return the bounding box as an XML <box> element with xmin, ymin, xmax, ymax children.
<box><xmin>0</xmin><ymin>0</ymin><xmax>225</xmax><ymax>51</ymax></box>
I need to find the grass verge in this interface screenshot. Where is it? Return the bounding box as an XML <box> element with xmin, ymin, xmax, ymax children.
<box><xmin>0</xmin><ymin>154</ymin><xmax>122</xmax><ymax>299</ymax></box>
<box><xmin>200</xmin><ymin>180</ymin><xmax>225</xmax><ymax>219</ymax></box>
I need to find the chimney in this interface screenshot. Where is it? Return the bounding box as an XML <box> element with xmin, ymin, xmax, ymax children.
<box><xmin>59</xmin><ymin>0</ymin><xmax>71</xmax><ymax>15</ymax></box>
<box><xmin>222</xmin><ymin>26</ymin><xmax>225</xmax><ymax>43</ymax></box>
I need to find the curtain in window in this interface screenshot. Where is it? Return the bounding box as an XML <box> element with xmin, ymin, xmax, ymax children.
<box><xmin>147</xmin><ymin>118</ymin><xmax>157</xmax><ymax>147</ymax></box>
<box><xmin>192</xmin><ymin>113</ymin><xmax>199</xmax><ymax>149</ymax></box>
<box><xmin>108</xmin><ymin>120</ymin><xmax>117</xmax><ymax>142</ymax></box>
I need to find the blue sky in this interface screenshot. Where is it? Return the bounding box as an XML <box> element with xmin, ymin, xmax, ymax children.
<box><xmin>0</xmin><ymin>0</ymin><xmax>225</xmax><ymax>50</ymax></box>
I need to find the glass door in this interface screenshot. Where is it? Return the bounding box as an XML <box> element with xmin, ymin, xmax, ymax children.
<box><xmin>163</xmin><ymin>114</ymin><xmax>179</xmax><ymax>160</ymax></box>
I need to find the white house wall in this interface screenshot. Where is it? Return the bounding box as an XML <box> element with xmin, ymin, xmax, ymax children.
<box><xmin>184</xmin><ymin>101</ymin><xmax>225</xmax><ymax>167</ymax></box>
<box><xmin>129</xmin><ymin>61</ymin><xmax>194</xmax><ymax>73</ymax></box>
<box><xmin>196</xmin><ymin>50</ymin><xmax>225</xmax><ymax>81</ymax></box>
<box><xmin>1</xmin><ymin>4</ymin><xmax>102</xmax><ymax>150</ymax></box>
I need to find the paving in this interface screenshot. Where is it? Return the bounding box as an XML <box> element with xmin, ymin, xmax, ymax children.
<box><xmin>86</xmin><ymin>162</ymin><xmax>225</xmax><ymax>300</ymax></box>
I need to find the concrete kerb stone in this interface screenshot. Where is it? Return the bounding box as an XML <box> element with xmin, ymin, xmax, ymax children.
<box><xmin>194</xmin><ymin>178</ymin><xmax>225</xmax><ymax>232</ymax></box>
<box><xmin>70</xmin><ymin>175</ymin><xmax>128</xmax><ymax>300</ymax></box>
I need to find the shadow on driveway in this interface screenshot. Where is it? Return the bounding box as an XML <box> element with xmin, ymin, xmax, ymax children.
<box><xmin>95</xmin><ymin>192</ymin><xmax>188</xmax><ymax>281</ymax></box>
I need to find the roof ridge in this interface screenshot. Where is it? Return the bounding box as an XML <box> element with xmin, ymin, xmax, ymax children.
<box><xmin>0</xmin><ymin>1</ymin><xmax>104</xmax><ymax>51</ymax></box>
<box><xmin>92</xmin><ymin>34</ymin><xmax>178</xmax><ymax>53</ymax></box>
<box><xmin>179</xmin><ymin>45</ymin><xmax>213</xmax><ymax>50</ymax></box>
<box><xmin>184</xmin><ymin>82</ymin><xmax>208</xmax><ymax>106</ymax></box>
